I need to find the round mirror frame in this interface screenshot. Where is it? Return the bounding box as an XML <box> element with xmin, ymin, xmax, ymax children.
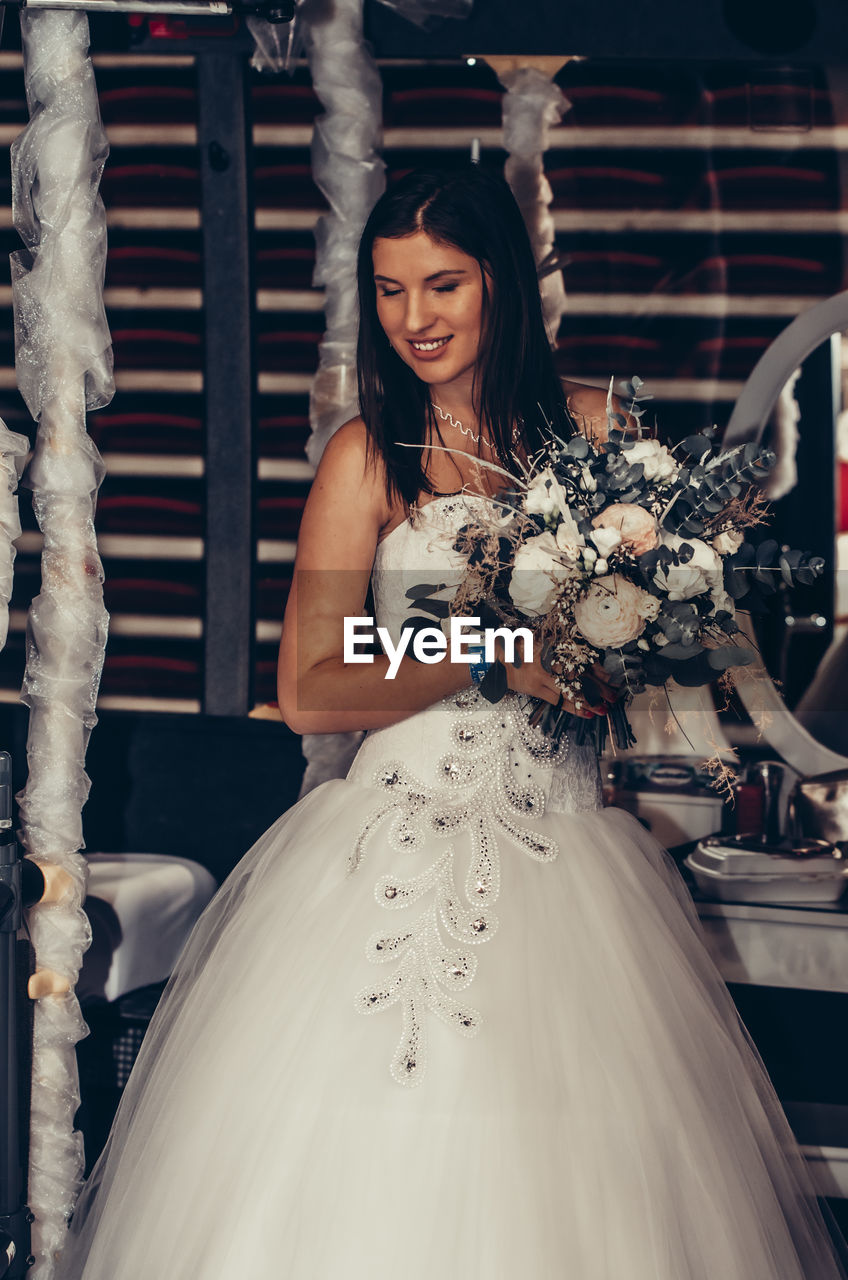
<box><xmin>722</xmin><ymin>289</ymin><xmax>848</xmax><ymax>777</ymax></box>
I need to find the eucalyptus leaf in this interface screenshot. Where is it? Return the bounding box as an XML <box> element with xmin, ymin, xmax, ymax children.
<box><xmin>682</xmin><ymin>435</ymin><xmax>712</xmax><ymax>461</ymax></box>
<box><xmin>707</xmin><ymin>645</ymin><xmax>755</xmax><ymax>670</ymax></box>
<box><xmin>659</xmin><ymin>642</ymin><xmax>706</xmax><ymax>659</ymax></box>
<box><xmin>756</xmin><ymin>539</ymin><xmax>779</xmax><ymax>568</ymax></box>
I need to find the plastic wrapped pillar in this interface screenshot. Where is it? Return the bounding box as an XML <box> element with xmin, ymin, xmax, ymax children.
<box><xmin>9</xmin><ymin>12</ymin><xmax>114</xmax><ymax>1275</ymax></box>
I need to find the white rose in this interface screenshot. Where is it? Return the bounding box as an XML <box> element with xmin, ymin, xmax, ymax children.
<box><xmin>509</xmin><ymin>532</ymin><xmax>560</xmax><ymax>616</ymax></box>
<box><xmin>654</xmin><ymin>533</ymin><xmax>723</xmax><ymax>601</ymax></box>
<box><xmin>625</xmin><ymin>438</ymin><xmax>679</xmax><ymax>482</ymax></box>
<box><xmin>711</xmin><ymin>528</ymin><xmax>744</xmax><ymax>556</ymax></box>
<box><xmin>594</xmin><ymin>558</ymin><xmax>608</xmax><ymax>575</ymax></box>
<box><xmin>590</xmin><ymin>525</ymin><xmax>622</xmax><ymax>560</ymax></box>
<box><xmin>524</xmin><ymin>467</ymin><xmax>569</xmax><ymax>522</ymax></box>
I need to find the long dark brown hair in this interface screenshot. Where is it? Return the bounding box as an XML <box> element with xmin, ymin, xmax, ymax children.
<box><xmin>356</xmin><ymin>166</ymin><xmax>575</xmax><ymax>509</ymax></box>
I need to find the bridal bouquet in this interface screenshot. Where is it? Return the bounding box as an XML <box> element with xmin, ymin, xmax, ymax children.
<box><xmin>408</xmin><ymin>378</ymin><xmax>824</xmax><ymax>750</ymax></box>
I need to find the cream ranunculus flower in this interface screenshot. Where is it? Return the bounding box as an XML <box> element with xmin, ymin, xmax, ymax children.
<box><xmin>573</xmin><ymin>574</ymin><xmax>656</xmax><ymax>648</ymax></box>
<box><xmin>625</xmin><ymin>438</ymin><xmax>678</xmax><ymax>482</ymax></box>
<box><xmin>654</xmin><ymin>533</ymin><xmax>723</xmax><ymax>601</ymax></box>
<box><xmin>592</xmin><ymin>503</ymin><xmax>659</xmax><ymax>555</ymax></box>
<box><xmin>524</xmin><ymin>467</ymin><xmax>569</xmax><ymax>522</ymax></box>
<box><xmin>509</xmin><ymin>531</ymin><xmax>562</xmax><ymax>616</ymax></box>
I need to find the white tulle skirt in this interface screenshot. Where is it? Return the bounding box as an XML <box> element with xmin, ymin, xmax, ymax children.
<box><xmin>56</xmin><ymin>765</ymin><xmax>848</xmax><ymax>1278</ymax></box>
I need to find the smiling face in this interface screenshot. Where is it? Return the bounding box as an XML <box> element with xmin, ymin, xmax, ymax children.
<box><xmin>372</xmin><ymin>230</ymin><xmax>487</xmax><ymax>398</ymax></box>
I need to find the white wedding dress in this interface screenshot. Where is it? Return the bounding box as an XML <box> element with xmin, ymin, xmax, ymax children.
<box><xmin>58</xmin><ymin>494</ymin><xmax>848</xmax><ymax>1278</ymax></box>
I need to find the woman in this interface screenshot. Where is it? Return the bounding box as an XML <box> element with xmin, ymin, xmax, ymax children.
<box><xmin>57</xmin><ymin>168</ymin><xmax>848</xmax><ymax>1278</ymax></box>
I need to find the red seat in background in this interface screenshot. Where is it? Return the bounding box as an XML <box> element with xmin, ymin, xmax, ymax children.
<box><xmin>689</xmin><ymin>333</ymin><xmax>774</xmax><ymax>380</ymax></box>
<box><xmin>840</xmin><ymin>463</ymin><xmax>848</xmax><ymax>533</ymax></box>
<box><xmin>252</xmin><ymin>83</ymin><xmax>322</xmax><ymax>126</ymax></box>
<box><xmin>258</xmin><ymin>414</ymin><xmax>311</xmax><ymax>458</ymax></box>
<box><xmin>256</xmin><ymin>572</ymin><xmax>293</xmax><ymax>620</ymax></box>
<box><xmin>257</xmin><ymin>492</ymin><xmax>309</xmax><ymax>541</ymax></box>
<box><xmin>106</xmin><ymin>247</ymin><xmax>202</xmax><ymax>290</ymax></box>
<box><xmin>96</xmin><ymin>494</ymin><xmax>203</xmax><ymax>537</ymax></box>
<box><xmin>101</xmin><ymin>651</ymin><xmax>202</xmax><ymax>699</ymax></box>
<box><xmin>562</xmin><ymin>83</ymin><xmax>693</xmax><ymax>126</ymax></box>
<box><xmin>686</xmin><ymin>252</ymin><xmax>836</xmax><ymax>295</ymax></box>
<box><xmin>556</xmin><ymin>333</ymin><xmax>666</xmax><ymax>377</ymax></box>
<box><xmin>104</xmin><ymin>571</ymin><xmax>202</xmax><ymax>617</ymax></box>
<box><xmin>701</xmin><ymin>83</ymin><xmax>833</xmax><ymax>128</ymax></box>
<box><xmin>549</xmin><ymin>164</ymin><xmax>677</xmax><ymax>209</ymax></box>
<box><xmin>88</xmin><ymin>412</ymin><xmax>202</xmax><ymax>455</ymax></box>
<box><xmin>255</xmin><ymin>245</ymin><xmax>316</xmax><ymax>291</ymax></box>
<box><xmin>99</xmin><ymin>85</ymin><xmax>197</xmax><ymax>126</ymax></box>
<box><xmin>564</xmin><ymin>249</ymin><xmax>669</xmax><ymax>293</ymax></box>
<box><xmin>385</xmin><ymin>87</ymin><xmax>502</xmax><ymax>128</ymax></box>
<box><xmin>257</xmin><ymin>328</ymin><xmax>321</xmax><ymax>373</ymax></box>
<box><xmin>697</xmin><ymin>164</ymin><xmax>836</xmax><ymax>211</ymax></box>
<box><xmin>253</xmin><ymin>163</ymin><xmax>324</xmax><ymax>209</ymax></box>
<box><xmin>101</xmin><ymin>163</ymin><xmax>200</xmax><ymax>207</ymax></box>
<box><xmin>111</xmin><ymin>328</ymin><xmax>202</xmax><ymax>370</ymax></box>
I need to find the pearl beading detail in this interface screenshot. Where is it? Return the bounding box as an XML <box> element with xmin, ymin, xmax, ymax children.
<box><xmin>353</xmin><ymin>690</ymin><xmax>571</xmax><ymax>1087</ymax></box>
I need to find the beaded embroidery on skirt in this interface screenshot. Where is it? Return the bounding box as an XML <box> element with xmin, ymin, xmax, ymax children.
<box><xmin>351</xmin><ymin>690</ymin><xmax>586</xmax><ymax>1087</ymax></box>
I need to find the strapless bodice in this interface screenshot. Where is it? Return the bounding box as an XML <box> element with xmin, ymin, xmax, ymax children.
<box><xmin>370</xmin><ymin>492</ymin><xmax>489</xmax><ymax>646</ymax></box>
<box><xmin>347</xmin><ymin>493</ymin><xmax>603</xmax><ymax>821</ymax></box>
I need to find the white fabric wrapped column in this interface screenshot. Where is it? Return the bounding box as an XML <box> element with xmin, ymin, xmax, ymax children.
<box><xmin>297</xmin><ymin>0</ymin><xmax>385</xmax><ymax>797</ymax></box>
<box><xmin>10</xmin><ymin>12</ymin><xmax>113</xmax><ymax>1275</ymax></box>
<box><xmin>487</xmin><ymin>56</ymin><xmax>572</xmax><ymax>346</ymax></box>
<box><xmin>0</xmin><ymin>424</ymin><xmax>30</xmax><ymax>647</ymax></box>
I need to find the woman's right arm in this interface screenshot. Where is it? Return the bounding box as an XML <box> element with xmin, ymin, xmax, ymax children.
<box><xmin>277</xmin><ymin>419</ymin><xmax>474</xmax><ymax>736</ymax></box>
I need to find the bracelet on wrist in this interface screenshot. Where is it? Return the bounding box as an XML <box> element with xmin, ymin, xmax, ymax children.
<box><xmin>467</xmin><ymin>644</ymin><xmax>491</xmax><ymax>686</ymax></box>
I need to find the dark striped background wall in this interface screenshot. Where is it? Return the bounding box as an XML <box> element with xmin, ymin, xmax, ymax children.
<box><xmin>0</xmin><ymin>53</ymin><xmax>842</xmax><ymax>712</ymax></box>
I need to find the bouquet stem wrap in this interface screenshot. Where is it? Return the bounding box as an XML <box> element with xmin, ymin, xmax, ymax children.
<box><xmin>10</xmin><ymin>11</ymin><xmax>113</xmax><ymax>1273</ymax></box>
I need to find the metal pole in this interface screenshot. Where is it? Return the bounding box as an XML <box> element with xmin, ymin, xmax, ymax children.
<box><xmin>198</xmin><ymin>50</ymin><xmax>256</xmax><ymax>716</ymax></box>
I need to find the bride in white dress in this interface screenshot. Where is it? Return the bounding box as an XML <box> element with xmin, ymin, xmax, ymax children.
<box><xmin>56</xmin><ymin>167</ymin><xmax>848</xmax><ymax>1278</ymax></box>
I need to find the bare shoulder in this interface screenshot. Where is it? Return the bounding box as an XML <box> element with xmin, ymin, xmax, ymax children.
<box><xmin>295</xmin><ymin>416</ymin><xmax>390</xmax><ymax>571</ymax></box>
<box><xmin>314</xmin><ymin>417</ymin><xmax>388</xmax><ymax>507</ymax></box>
<box><xmin>318</xmin><ymin>416</ymin><xmax>377</xmax><ymax>477</ymax></box>
<box><xmin>561</xmin><ymin>378</ymin><xmax>637</xmax><ymax>438</ymax></box>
